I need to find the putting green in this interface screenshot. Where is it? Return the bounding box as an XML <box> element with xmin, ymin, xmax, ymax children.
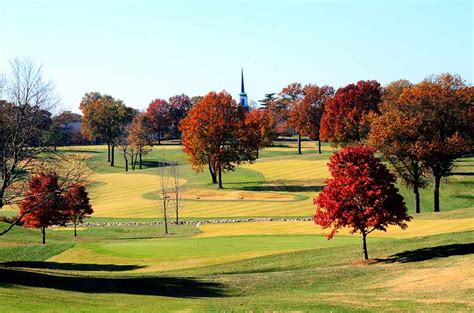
<box><xmin>48</xmin><ymin>234</ymin><xmax>362</xmax><ymax>272</ymax></box>
<box><xmin>197</xmin><ymin>218</ymin><xmax>474</xmax><ymax>238</ymax></box>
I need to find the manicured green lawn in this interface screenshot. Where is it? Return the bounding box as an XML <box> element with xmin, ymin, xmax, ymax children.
<box><xmin>0</xmin><ymin>141</ymin><xmax>472</xmax><ymax>311</ymax></box>
<box><xmin>0</xmin><ymin>223</ymin><xmax>472</xmax><ymax>311</ymax></box>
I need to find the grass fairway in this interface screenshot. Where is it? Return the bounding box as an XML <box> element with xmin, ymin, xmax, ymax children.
<box><xmin>0</xmin><ymin>141</ymin><xmax>473</xmax><ymax>311</ymax></box>
<box><xmin>0</xmin><ymin>223</ymin><xmax>472</xmax><ymax>312</ymax></box>
<box><xmin>48</xmin><ymin>234</ymin><xmax>363</xmax><ymax>272</ymax></box>
<box><xmin>33</xmin><ymin>142</ymin><xmax>470</xmax><ymax>218</ymax></box>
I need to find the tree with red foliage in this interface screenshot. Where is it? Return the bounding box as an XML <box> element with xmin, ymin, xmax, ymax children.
<box><xmin>146</xmin><ymin>99</ymin><xmax>172</xmax><ymax>145</ymax></box>
<box><xmin>180</xmin><ymin>91</ymin><xmax>255</xmax><ymax>188</ymax></box>
<box><xmin>314</xmin><ymin>146</ymin><xmax>411</xmax><ymax>259</ymax></box>
<box><xmin>169</xmin><ymin>94</ymin><xmax>193</xmax><ymax>140</ymax></box>
<box><xmin>19</xmin><ymin>173</ymin><xmax>69</xmax><ymax>244</ymax></box>
<box><xmin>320</xmin><ymin>80</ymin><xmax>381</xmax><ymax>146</ymax></box>
<box><xmin>64</xmin><ymin>184</ymin><xmax>93</xmax><ymax>238</ymax></box>
<box><xmin>289</xmin><ymin>84</ymin><xmax>334</xmax><ymax>154</ymax></box>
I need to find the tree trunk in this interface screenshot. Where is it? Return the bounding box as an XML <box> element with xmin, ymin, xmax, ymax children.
<box><xmin>175</xmin><ymin>207</ymin><xmax>179</xmax><ymax>224</ymax></box>
<box><xmin>164</xmin><ymin>207</ymin><xmax>168</xmax><ymax>234</ymax></box>
<box><xmin>139</xmin><ymin>151</ymin><xmax>143</xmax><ymax>169</ymax></box>
<box><xmin>41</xmin><ymin>226</ymin><xmax>46</xmax><ymax>245</ymax></box>
<box><xmin>208</xmin><ymin>160</ymin><xmax>217</xmax><ymax>184</ymax></box>
<box><xmin>218</xmin><ymin>163</ymin><xmax>223</xmax><ymax>189</ymax></box>
<box><xmin>434</xmin><ymin>175</ymin><xmax>441</xmax><ymax>212</ymax></box>
<box><xmin>107</xmin><ymin>143</ymin><xmax>111</xmax><ymax>162</ymax></box>
<box><xmin>124</xmin><ymin>157</ymin><xmax>128</xmax><ymax>172</ymax></box>
<box><xmin>158</xmin><ymin>130</ymin><xmax>161</xmax><ymax>145</ymax></box>
<box><xmin>297</xmin><ymin>134</ymin><xmax>302</xmax><ymax>154</ymax></box>
<box><xmin>74</xmin><ymin>221</ymin><xmax>77</xmax><ymax>238</ymax></box>
<box><xmin>318</xmin><ymin>139</ymin><xmax>322</xmax><ymax>154</ymax></box>
<box><xmin>362</xmin><ymin>232</ymin><xmax>368</xmax><ymax>260</ymax></box>
<box><xmin>414</xmin><ymin>176</ymin><xmax>421</xmax><ymax>214</ymax></box>
<box><xmin>111</xmin><ymin>145</ymin><xmax>115</xmax><ymax>166</ymax></box>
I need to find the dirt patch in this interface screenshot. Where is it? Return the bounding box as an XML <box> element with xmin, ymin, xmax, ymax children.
<box><xmin>351</xmin><ymin>259</ymin><xmax>379</xmax><ymax>266</ymax></box>
<box><xmin>375</xmin><ymin>257</ymin><xmax>474</xmax><ymax>292</ymax></box>
<box><xmin>179</xmin><ymin>190</ymin><xmax>295</xmax><ymax>201</ymax></box>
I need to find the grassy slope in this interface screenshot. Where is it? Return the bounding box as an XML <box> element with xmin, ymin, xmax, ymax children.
<box><xmin>0</xmin><ymin>141</ymin><xmax>472</xmax><ymax>311</ymax></box>
<box><xmin>0</xmin><ymin>224</ymin><xmax>472</xmax><ymax>312</ymax></box>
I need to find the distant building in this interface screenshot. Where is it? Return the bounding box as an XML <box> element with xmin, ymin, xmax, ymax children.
<box><xmin>55</xmin><ymin>111</ymin><xmax>85</xmax><ymax>144</ymax></box>
<box><xmin>239</xmin><ymin>68</ymin><xmax>249</xmax><ymax>112</ymax></box>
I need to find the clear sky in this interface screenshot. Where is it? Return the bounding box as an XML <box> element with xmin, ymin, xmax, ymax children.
<box><xmin>0</xmin><ymin>0</ymin><xmax>472</xmax><ymax>113</ymax></box>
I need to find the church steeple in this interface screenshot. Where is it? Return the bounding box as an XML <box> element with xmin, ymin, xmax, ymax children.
<box><xmin>239</xmin><ymin>68</ymin><xmax>249</xmax><ymax>112</ymax></box>
<box><xmin>241</xmin><ymin>68</ymin><xmax>245</xmax><ymax>93</ymax></box>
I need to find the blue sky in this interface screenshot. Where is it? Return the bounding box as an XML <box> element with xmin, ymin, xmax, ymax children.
<box><xmin>0</xmin><ymin>0</ymin><xmax>472</xmax><ymax>113</ymax></box>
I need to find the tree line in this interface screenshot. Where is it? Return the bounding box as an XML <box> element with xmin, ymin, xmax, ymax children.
<box><xmin>1</xmin><ymin>57</ymin><xmax>472</xmax><ymax>244</ymax></box>
<box><xmin>261</xmin><ymin>76</ymin><xmax>472</xmax><ymax>214</ymax></box>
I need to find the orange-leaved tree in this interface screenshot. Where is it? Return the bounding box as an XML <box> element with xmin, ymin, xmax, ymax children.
<box><xmin>289</xmin><ymin>84</ymin><xmax>334</xmax><ymax>154</ymax></box>
<box><xmin>278</xmin><ymin>83</ymin><xmax>304</xmax><ymax>149</ymax></box>
<box><xmin>243</xmin><ymin>109</ymin><xmax>275</xmax><ymax>158</ymax></box>
<box><xmin>398</xmin><ymin>74</ymin><xmax>473</xmax><ymax>212</ymax></box>
<box><xmin>180</xmin><ymin>91</ymin><xmax>255</xmax><ymax>188</ymax></box>
<box><xmin>314</xmin><ymin>146</ymin><xmax>411</xmax><ymax>260</ymax></box>
<box><xmin>127</xmin><ymin>112</ymin><xmax>153</xmax><ymax>170</ymax></box>
<box><xmin>368</xmin><ymin>80</ymin><xmax>428</xmax><ymax>214</ymax></box>
<box><xmin>320</xmin><ymin>80</ymin><xmax>381</xmax><ymax>146</ymax></box>
<box><xmin>80</xmin><ymin>92</ymin><xmax>135</xmax><ymax>166</ymax></box>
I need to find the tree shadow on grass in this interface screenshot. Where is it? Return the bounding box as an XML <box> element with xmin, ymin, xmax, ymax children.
<box><xmin>0</xmin><ymin>268</ymin><xmax>226</xmax><ymax>298</ymax></box>
<box><xmin>58</xmin><ymin>149</ymin><xmax>101</xmax><ymax>154</ymax></box>
<box><xmin>241</xmin><ymin>184</ymin><xmax>324</xmax><ymax>193</ymax></box>
<box><xmin>1</xmin><ymin>261</ymin><xmax>144</xmax><ymax>272</ymax></box>
<box><xmin>140</xmin><ymin>160</ymin><xmax>177</xmax><ymax>169</ymax></box>
<box><xmin>380</xmin><ymin>243</ymin><xmax>474</xmax><ymax>263</ymax></box>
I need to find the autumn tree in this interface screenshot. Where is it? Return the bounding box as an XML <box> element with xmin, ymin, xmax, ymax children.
<box><xmin>127</xmin><ymin>113</ymin><xmax>153</xmax><ymax>170</ymax></box>
<box><xmin>180</xmin><ymin>91</ymin><xmax>255</xmax><ymax>188</ymax></box>
<box><xmin>369</xmin><ymin>80</ymin><xmax>427</xmax><ymax>214</ymax></box>
<box><xmin>320</xmin><ymin>80</ymin><xmax>381</xmax><ymax>146</ymax></box>
<box><xmin>277</xmin><ymin>82</ymin><xmax>304</xmax><ymax>140</ymax></box>
<box><xmin>243</xmin><ymin>109</ymin><xmax>276</xmax><ymax>158</ymax></box>
<box><xmin>64</xmin><ymin>184</ymin><xmax>93</xmax><ymax>238</ymax></box>
<box><xmin>19</xmin><ymin>173</ymin><xmax>69</xmax><ymax>244</ymax></box>
<box><xmin>289</xmin><ymin>84</ymin><xmax>334</xmax><ymax>154</ymax></box>
<box><xmin>80</xmin><ymin>93</ymin><xmax>135</xmax><ymax>166</ymax></box>
<box><xmin>169</xmin><ymin>94</ymin><xmax>193</xmax><ymax>140</ymax></box>
<box><xmin>146</xmin><ymin>99</ymin><xmax>172</xmax><ymax>145</ymax></box>
<box><xmin>398</xmin><ymin>74</ymin><xmax>473</xmax><ymax>212</ymax></box>
<box><xmin>314</xmin><ymin>146</ymin><xmax>411</xmax><ymax>260</ymax></box>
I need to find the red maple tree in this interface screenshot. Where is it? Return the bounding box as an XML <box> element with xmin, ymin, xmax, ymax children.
<box><xmin>64</xmin><ymin>184</ymin><xmax>93</xmax><ymax>238</ymax></box>
<box><xmin>146</xmin><ymin>99</ymin><xmax>172</xmax><ymax>145</ymax></box>
<box><xmin>314</xmin><ymin>146</ymin><xmax>411</xmax><ymax>259</ymax></box>
<box><xmin>320</xmin><ymin>80</ymin><xmax>381</xmax><ymax>146</ymax></box>
<box><xmin>19</xmin><ymin>172</ymin><xmax>69</xmax><ymax>244</ymax></box>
